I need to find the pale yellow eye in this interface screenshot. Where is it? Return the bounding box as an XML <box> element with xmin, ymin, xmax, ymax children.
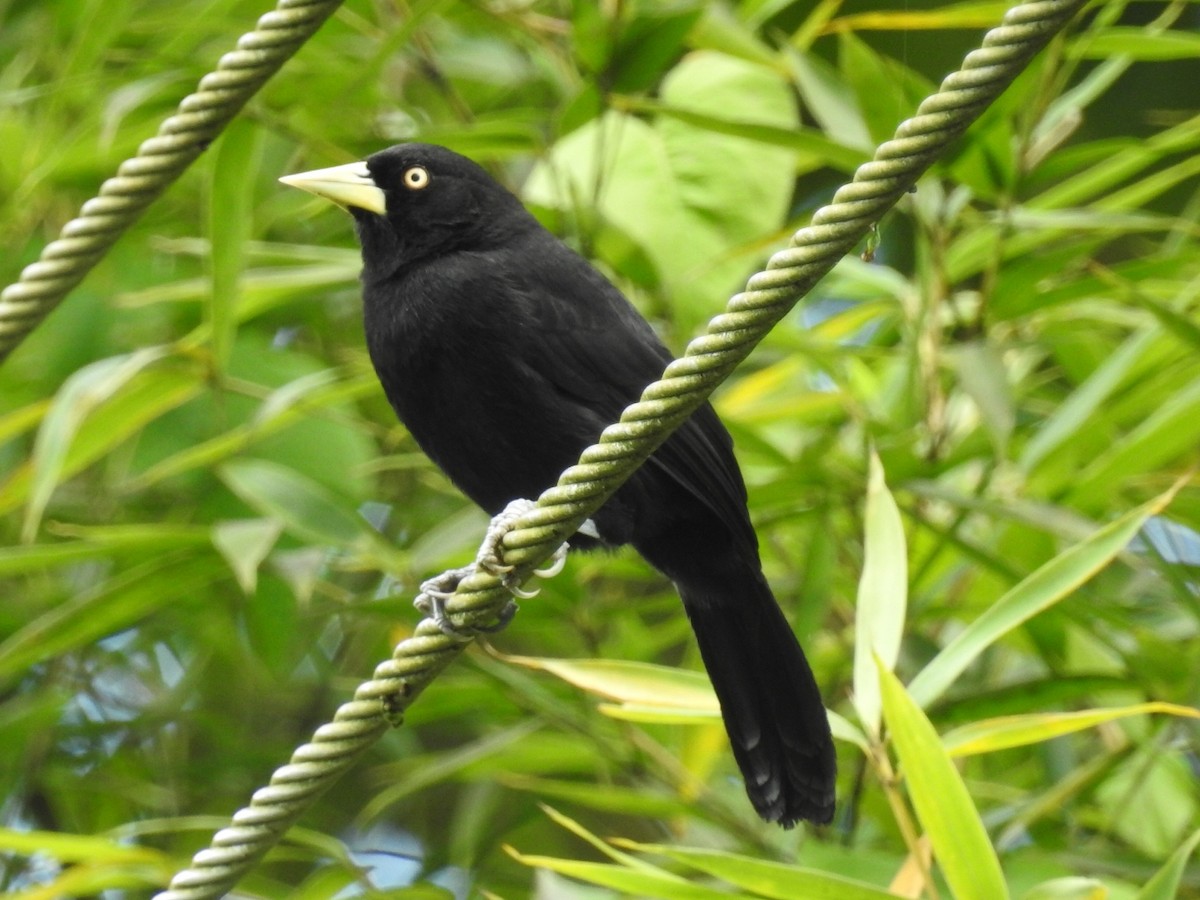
<box><xmin>403</xmin><ymin>166</ymin><xmax>430</xmax><ymax>190</ymax></box>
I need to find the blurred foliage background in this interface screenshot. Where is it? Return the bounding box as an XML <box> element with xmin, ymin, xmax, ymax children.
<box><xmin>1</xmin><ymin>0</ymin><xmax>1199</xmax><ymax>897</ymax></box>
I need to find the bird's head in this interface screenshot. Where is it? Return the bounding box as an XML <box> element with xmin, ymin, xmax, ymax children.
<box><xmin>280</xmin><ymin>143</ymin><xmax>528</xmax><ymax>279</ymax></box>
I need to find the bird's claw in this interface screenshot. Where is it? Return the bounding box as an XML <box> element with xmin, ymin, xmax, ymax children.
<box><xmin>533</xmin><ymin>542</ymin><xmax>568</xmax><ymax>578</ymax></box>
<box><xmin>477</xmin><ymin>499</ymin><xmax>569</xmax><ymax>598</ymax></box>
<box><xmin>414</xmin><ymin>565</ymin><xmax>518</xmax><ymax>638</ymax></box>
<box><xmin>412</xmin><ymin>499</ymin><xmax>568</xmax><ymax>635</ymax></box>
<box><xmin>474</xmin><ymin>498</ymin><xmax>538</xmax><ymax>575</ymax></box>
<box><xmin>414</xmin><ymin>565</ymin><xmax>473</xmax><ymax>614</ymax></box>
<box><xmin>504</xmin><ymin>540</ymin><xmax>568</xmax><ymax>598</ymax></box>
<box><xmin>414</xmin><ymin>565</ymin><xmax>475</xmax><ymax>637</ymax></box>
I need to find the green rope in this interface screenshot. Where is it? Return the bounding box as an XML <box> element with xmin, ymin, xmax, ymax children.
<box><xmin>0</xmin><ymin>0</ymin><xmax>345</xmax><ymax>363</ymax></box>
<box><xmin>149</xmin><ymin>0</ymin><xmax>1084</xmax><ymax>896</ymax></box>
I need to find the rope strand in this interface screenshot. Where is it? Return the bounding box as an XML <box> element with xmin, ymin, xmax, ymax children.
<box><xmin>0</xmin><ymin>0</ymin><xmax>345</xmax><ymax>362</ymax></box>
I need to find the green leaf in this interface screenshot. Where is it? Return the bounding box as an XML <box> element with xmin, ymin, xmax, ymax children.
<box><xmin>501</xmin><ymin>775</ymin><xmax>689</xmax><ymax>819</ymax></box>
<box><xmin>540</xmin><ymin>804</ymin><xmax>661</xmax><ymax>869</ymax></box>
<box><xmin>827</xmin><ymin>710</ymin><xmax>871</xmax><ymax>751</ymax></box>
<box><xmin>1096</xmin><ymin>748</ymin><xmax>1197</xmax><ymax>858</ymax></box>
<box><xmin>1074</xmin><ymin>28</ymin><xmax>1200</xmax><ymax>61</ymax></box>
<box><xmin>624</xmin><ymin>842</ymin><xmax>904</xmax><ymax>900</ymax></box>
<box><xmin>952</xmin><ymin>340</ymin><xmax>1014</xmax><ymax>455</ymax></box>
<box><xmin>1022</xmin><ymin>877</ymin><xmax>1108</xmax><ymax>900</ymax></box>
<box><xmin>688</xmin><ymin>4</ymin><xmax>780</xmax><ymax>67</ymax></box>
<box><xmin>22</xmin><ymin>347</ymin><xmax>169</xmax><ymax>540</ymax></box>
<box><xmin>0</xmin><ymin>526</ymin><xmax>208</xmax><ymax>575</ymax></box>
<box><xmin>0</xmin><ymin>363</ymin><xmax>203</xmax><ymax>520</ymax></box>
<box><xmin>506</xmin><ymin>655</ymin><xmax>719</xmax><ymax>711</ymax></box>
<box><xmin>596</xmin><ymin>702</ymin><xmax>721</xmax><ymax>724</ymax></box>
<box><xmin>1136</xmin><ymin>828</ymin><xmax>1200</xmax><ymax>900</ymax></box>
<box><xmin>907</xmin><ymin>487</ymin><xmax>1178</xmax><ymax>709</ymax></box>
<box><xmin>616</xmin><ymin>96</ymin><xmax>867</xmax><ymax>173</ymax></box>
<box><xmin>525</xmin><ymin>51</ymin><xmax>798</xmax><ymax>330</ymax></box>
<box><xmin>407</xmin><ymin>504</ymin><xmax>489</xmax><ymax>572</ymax></box>
<box><xmin>508</xmin><ymin>811</ymin><xmax>736</xmax><ymax>900</ymax></box>
<box><xmin>211</xmin><ymin>518</ymin><xmax>284</xmax><ymax>594</ymax></box>
<box><xmin>783</xmin><ymin>48</ymin><xmax>872</xmax><ymax>151</ymax></box>
<box><xmin>0</xmin><ymin>556</ymin><xmax>220</xmax><ymax>687</ymax></box>
<box><xmin>878</xmin><ymin>661</ymin><xmax>1009</xmax><ymax>900</ymax></box>
<box><xmin>943</xmin><ymin>702</ymin><xmax>1200</xmax><ymax>757</ymax></box>
<box><xmin>1034</xmin><ymin>113</ymin><xmax>1200</xmax><ymax>212</ymax></box>
<box><xmin>269</xmin><ymin>547</ymin><xmax>332</xmax><ymax>606</ymax></box>
<box><xmin>208</xmin><ymin>119</ymin><xmax>263</xmax><ymax>371</ymax></box>
<box><xmin>826</xmin><ymin>3</ymin><xmax>1014</xmax><ymax>32</ymax></box>
<box><xmin>361</xmin><ymin>723</ymin><xmax>549</xmax><ymax>820</ymax></box>
<box><xmin>505</xmin><ymin>853</ymin><xmax>734</xmax><ymax>900</ymax></box>
<box><xmin>219</xmin><ymin>458</ymin><xmax>389</xmax><ymax>559</ymax></box>
<box><xmin>0</xmin><ymin>827</ymin><xmax>164</xmax><ymax>864</ymax></box>
<box><xmin>838</xmin><ymin>31</ymin><xmax>929</xmax><ymax>145</ymax></box>
<box><xmin>853</xmin><ymin>452</ymin><xmax>908</xmax><ymax>737</ymax></box>
<box><xmin>0</xmin><ymin>400</ymin><xmax>47</xmax><ymax>445</ymax></box>
<box><xmin>609</xmin><ymin>2</ymin><xmax>705</xmax><ymax>93</ymax></box>
<box><xmin>1020</xmin><ymin>327</ymin><xmax>1160</xmax><ymax>473</ymax></box>
<box><xmin>1067</xmin><ymin>375</ymin><xmax>1200</xmax><ymax>505</ymax></box>
<box><xmin>127</xmin><ymin>368</ymin><xmax>376</xmax><ymax>491</ymax></box>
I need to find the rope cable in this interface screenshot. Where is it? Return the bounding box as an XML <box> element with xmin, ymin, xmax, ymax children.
<box><xmin>0</xmin><ymin>0</ymin><xmax>346</xmax><ymax>363</ymax></box>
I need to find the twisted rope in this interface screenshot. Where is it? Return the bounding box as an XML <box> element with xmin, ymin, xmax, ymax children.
<box><xmin>154</xmin><ymin>0</ymin><xmax>1085</xmax><ymax>896</ymax></box>
<box><xmin>0</xmin><ymin>0</ymin><xmax>345</xmax><ymax>363</ymax></box>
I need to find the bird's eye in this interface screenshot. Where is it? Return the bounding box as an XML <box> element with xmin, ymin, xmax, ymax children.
<box><xmin>402</xmin><ymin>166</ymin><xmax>430</xmax><ymax>190</ymax></box>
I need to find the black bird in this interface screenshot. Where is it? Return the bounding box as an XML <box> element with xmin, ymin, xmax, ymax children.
<box><xmin>281</xmin><ymin>144</ymin><xmax>836</xmax><ymax>826</ymax></box>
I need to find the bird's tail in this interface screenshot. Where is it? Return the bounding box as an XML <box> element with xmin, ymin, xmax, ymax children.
<box><xmin>679</xmin><ymin>574</ymin><xmax>836</xmax><ymax>826</ymax></box>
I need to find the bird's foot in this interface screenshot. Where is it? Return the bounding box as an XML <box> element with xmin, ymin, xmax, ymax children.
<box><xmin>413</xmin><ymin>564</ymin><xmax>473</xmax><ymax>617</ymax></box>
<box><xmin>476</xmin><ymin>499</ymin><xmax>569</xmax><ymax>599</ymax></box>
<box><xmin>411</xmin><ymin>499</ymin><xmax>567</xmax><ymax>637</ymax></box>
<box><xmin>414</xmin><ymin>565</ymin><xmax>518</xmax><ymax>638</ymax></box>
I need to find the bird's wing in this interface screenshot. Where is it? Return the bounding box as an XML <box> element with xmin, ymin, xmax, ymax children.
<box><xmin>510</xmin><ymin>242</ymin><xmax>759</xmax><ymax>557</ymax></box>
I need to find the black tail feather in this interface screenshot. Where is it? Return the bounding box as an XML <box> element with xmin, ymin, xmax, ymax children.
<box><xmin>680</xmin><ymin>576</ymin><xmax>836</xmax><ymax>826</ymax></box>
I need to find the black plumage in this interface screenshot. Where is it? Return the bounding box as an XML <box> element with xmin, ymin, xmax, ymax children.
<box><xmin>281</xmin><ymin>143</ymin><xmax>836</xmax><ymax>826</ymax></box>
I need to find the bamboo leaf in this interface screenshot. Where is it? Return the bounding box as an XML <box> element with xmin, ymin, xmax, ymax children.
<box><xmin>219</xmin><ymin>458</ymin><xmax>387</xmax><ymax>557</ymax></box>
<box><xmin>22</xmin><ymin>347</ymin><xmax>169</xmax><ymax>540</ymax></box>
<box><xmin>1</xmin><ymin>363</ymin><xmax>203</xmax><ymax>521</ymax></box>
<box><xmin>1076</xmin><ymin>28</ymin><xmax>1200</xmax><ymax>60</ymax></box>
<box><xmin>853</xmin><ymin>452</ymin><xmax>908</xmax><ymax>736</ymax></box>
<box><xmin>943</xmin><ymin>703</ymin><xmax>1200</xmax><ymax>757</ymax></box>
<box><xmin>1022</xmin><ymin>878</ymin><xmax>1108</xmax><ymax>899</ymax></box>
<box><xmin>908</xmin><ymin>487</ymin><xmax>1178</xmax><ymax>709</ymax></box>
<box><xmin>878</xmin><ymin>661</ymin><xmax>1009</xmax><ymax>900</ymax></box>
<box><xmin>504</xmin><ymin>852</ymin><xmax>732</xmax><ymax>900</ymax></box>
<box><xmin>1068</xmin><ymin>376</ymin><xmax>1200</xmax><ymax>504</ymax></box>
<box><xmin>208</xmin><ymin>119</ymin><xmax>263</xmax><ymax>371</ymax></box>
<box><xmin>1020</xmin><ymin>327</ymin><xmax>1160</xmax><ymax>472</ymax></box>
<box><xmin>1137</xmin><ymin>828</ymin><xmax>1200</xmax><ymax>900</ymax></box>
<box><xmin>505</xmin><ymin>655</ymin><xmax>719</xmax><ymax>710</ymax></box>
<box><xmin>623</xmin><ymin>842</ymin><xmax>905</xmax><ymax>899</ymax></box>
<box><xmin>0</xmin><ymin>556</ymin><xmax>219</xmax><ymax>687</ymax></box>
<box><xmin>953</xmin><ymin>340</ymin><xmax>1015</xmax><ymax>456</ymax></box>
<box><xmin>211</xmin><ymin>518</ymin><xmax>284</xmax><ymax>594</ymax></box>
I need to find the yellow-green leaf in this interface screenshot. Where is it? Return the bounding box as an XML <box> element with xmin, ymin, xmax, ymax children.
<box><xmin>211</xmin><ymin>518</ymin><xmax>284</xmax><ymax>594</ymax></box>
<box><xmin>1137</xmin><ymin>828</ymin><xmax>1200</xmax><ymax>900</ymax></box>
<box><xmin>621</xmin><ymin>842</ymin><xmax>904</xmax><ymax>900</ymax></box>
<box><xmin>878</xmin><ymin>660</ymin><xmax>1009</xmax><ymax>900</ymax></box>
<box><xmin>505</xmin><ymin>655</ymin><xmax>719</xmax><ymax>711</ymax></box>
<box><xmin>944</xmin><ymin>703</ymin><xmax>1200</xmax><ymax>757</ymax></box>
<box><xmin>908</xmin><ymin>485</ymin><xmax>1179</xmax><ymax>709</ymax></box>
<box><xmin>22</xmin><ymin>347</ymin><xmax>170</xmax><ymax>539</ymax></box>
<box><xmin>853</xmin><ymin>452</ymin><xmax>907</xmax><ymax>736</ymax></box>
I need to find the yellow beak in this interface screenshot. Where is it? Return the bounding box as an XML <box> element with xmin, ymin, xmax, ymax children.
<box><xmin>279</xmin><ymin>161</ymin><xmax>387</xmax><ymax>215</ymax></box>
